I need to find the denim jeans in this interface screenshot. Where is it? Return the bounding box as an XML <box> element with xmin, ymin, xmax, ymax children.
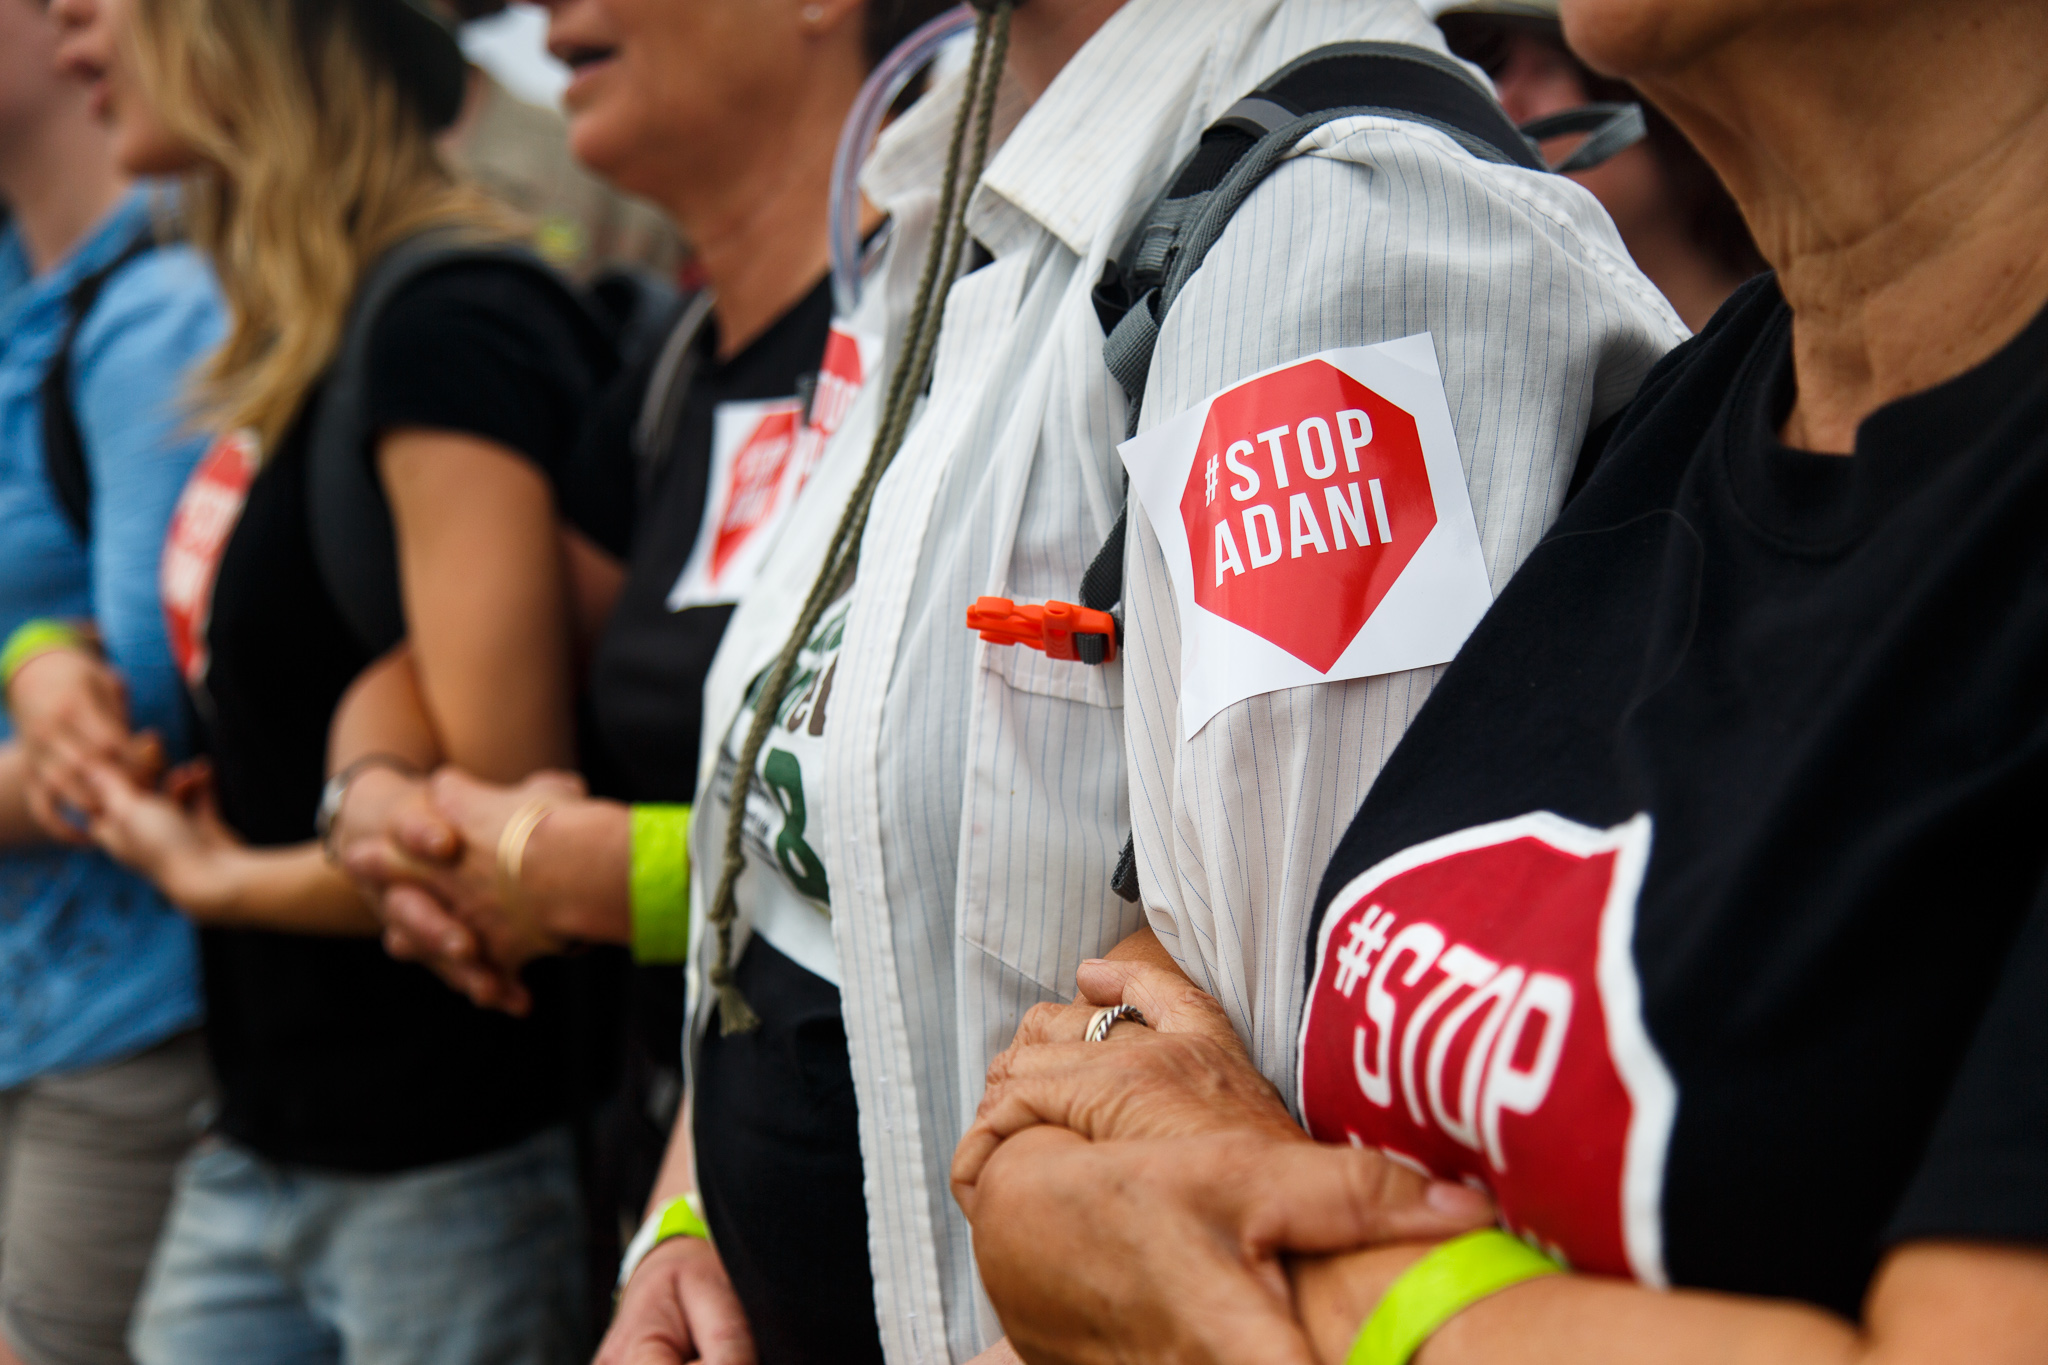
<box><xmin>129</xmin><ymin>1126</ymin><xmax>584</xmax><ymax>1365</ymax></box>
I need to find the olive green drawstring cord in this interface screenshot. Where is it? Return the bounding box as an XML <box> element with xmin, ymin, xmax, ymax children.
<box><xmin>705</xmin><ymin>1</ymin><xmax>1014</xmax><ymax>1034</ymax></box>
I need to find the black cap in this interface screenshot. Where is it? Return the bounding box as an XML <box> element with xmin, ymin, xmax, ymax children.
<box><xmin>317</xmin><ymin>0</ymin><xmax>470</xmax><ymax>131</ymax></box>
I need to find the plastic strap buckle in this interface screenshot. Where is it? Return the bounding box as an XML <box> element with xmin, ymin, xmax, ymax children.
<box><xmin>967</xmin><ymin>596</ymin><xmax>1118</xmax><ymax>664</ymax></box>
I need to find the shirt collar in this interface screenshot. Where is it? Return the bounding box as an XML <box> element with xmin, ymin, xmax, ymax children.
<box><xmin>970</xmin><ymin>0</ymin><xmax>1264</xmax><ymax>261</ymax></box>
<box><xmin>0</xmin><ymin>185</ymin><xmax>159</xmax><ymax>331</ymax></box>
<box><xmin>864</xmin><ymin>0</ymin><xmax>1463</xmax><ymax>265</ymax></box>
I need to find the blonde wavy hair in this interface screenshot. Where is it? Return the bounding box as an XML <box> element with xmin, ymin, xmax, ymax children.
<box><xmin>128</xmin><ymin>0</ymin><xmax>517</xmax><ymax>450</ymax></box>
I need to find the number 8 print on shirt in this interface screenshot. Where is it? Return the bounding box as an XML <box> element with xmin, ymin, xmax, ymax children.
<box><xmin>1119</xmin><ymin>334</ymin><xmax>1495</xmax><ymax>738</ymax></box>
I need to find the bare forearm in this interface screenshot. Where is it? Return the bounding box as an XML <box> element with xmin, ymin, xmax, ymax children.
<box><xmin>382</xmin><ymin>430</ymin><xmax>577</xmax><ymax>780</ymax></box>
<box><xmin>1292</xmin><ymin>1242</ymin><xmax>2047</xmax><ymax>1365</ymax></box>
<box><xmin>171</xmin><ymin>842</ymin><xmax>380</xmax><ymax>934</ymax></box>
<box><xmin>646</xmin><ymin>1093</ymin><xmax>697</xmax><ymax>1219</ymax></box>
<box><xmin>524</xmin><ymin>798</ymin><xmax>633</xmax><ymax>944</ymax></box>
<box><xmin>328</xmin><ymin>645</ymin><xmax>442</xmax><ymax>775</ymax></box>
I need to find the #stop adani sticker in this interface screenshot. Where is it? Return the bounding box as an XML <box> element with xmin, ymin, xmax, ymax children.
<box><xmin>669</xmin><ymin>324</ymin><xmax>877</xmax><ymax>611</ymax></box>
<box><xmin>1118</xmin><ymin>334</ymin><xmax>1492</xmax><ymax>738</ymax></box>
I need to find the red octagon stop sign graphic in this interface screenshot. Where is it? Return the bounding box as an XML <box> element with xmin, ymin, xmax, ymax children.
<box><xmin>1178</xmin><ymin>358</ymin><xmax>1436</xmax><ymax>672</ymax></box>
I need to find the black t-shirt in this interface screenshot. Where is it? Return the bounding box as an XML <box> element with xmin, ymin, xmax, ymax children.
<box><xmin>582</xmin><ymin>275</ymin><xmax>834</xmax><ymax>805</ymax></box>
<box><xmin>198</xmin><ymin>260</ymin><xmax>619</xmax><ymax>1173</ymax></box>
<box><xmin>694</xmin><ymin>938</ymin><xmax>881</xmax><ymax>1365</ymax></box>
<box><xmin>575</xmin><ymin>275</ymin><xmax>882</xmax><ymax>1359</ymax></box>
<box><xmin>1297</xmin><ymin>277</ymin><xmax>2048</xmax><ymax>1318</ymax></box>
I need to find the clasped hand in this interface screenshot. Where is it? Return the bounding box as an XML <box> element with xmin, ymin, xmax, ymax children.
<box><xmin>331</xmin><ymin>767</ymin><xmax>588</xmax><ymax>1016</ymax></box>
<box><xmin>5</xmin><ymin>641</ymin><xmax>163</xmax><ymax>842</ymax></box>
<box><xmin>953</xmin><ymin>958</ymin><xmax>1494</xmax><ymax>1365</ymax></box>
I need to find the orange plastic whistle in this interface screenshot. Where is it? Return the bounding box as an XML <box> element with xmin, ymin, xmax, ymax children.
<box><xmin>966</xmin><ymin>596</ymin><xmax>1118</xmax><ymax>664</ymax></box>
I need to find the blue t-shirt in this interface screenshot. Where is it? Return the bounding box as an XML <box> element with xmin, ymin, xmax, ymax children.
<box><xmin>0</xmin><ymin>188</ymin><xmax>224</xmax><ymax>1086</ymax></box>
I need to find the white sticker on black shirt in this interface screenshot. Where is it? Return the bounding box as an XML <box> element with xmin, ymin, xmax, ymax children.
<box><xmin>1118</xmin><ymin>335</ymin><xmax>1494</xmax><ymax>738</ymax></box>
<box><xmin>668</xmin><ymin>325</ymin><xmax>877</xmax><ymax>613</ymax></box>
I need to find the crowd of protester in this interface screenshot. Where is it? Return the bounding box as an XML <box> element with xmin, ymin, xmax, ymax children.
<box><xmin>1</xmin><ymin>0</ymin><xmax>2042</xmax><ymax>1362</ymax></box>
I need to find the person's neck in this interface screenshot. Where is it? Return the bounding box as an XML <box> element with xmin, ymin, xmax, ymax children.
<box><xmin>0</xmin><ymin>100</ymin><xmax>129</xmax><ymax>276</ymax></box>
<box><xmin>652</xmin><ymin>96</ymin><xmax>849</xmax><ymax>361</ymax></box>
<box><xmin>1638</xmin><ymin>4</ymin><xmax>2048</xmax><ymax>454</ymax></box>
<box><xmin>1005</xmin><ymin>0</ymin><xmax>1126</xmax><ymax>101</ymax></box>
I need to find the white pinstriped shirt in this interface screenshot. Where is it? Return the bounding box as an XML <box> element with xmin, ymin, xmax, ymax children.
<box><xmin>796</xmin><ymin>2</ymin><xmax>1687</xmax><ymax>1360</ymax></box>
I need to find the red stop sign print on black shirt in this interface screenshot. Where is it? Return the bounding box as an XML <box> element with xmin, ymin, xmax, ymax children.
<box><xmin>1298</xmin><ymin>812</ymin><xmax>1676</xmax><ymax>1284</ymax></box>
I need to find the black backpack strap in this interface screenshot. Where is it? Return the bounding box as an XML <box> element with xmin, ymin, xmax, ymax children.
<box><xmin>306</xmin><ymin>232</ymin><xmax>605</xmax><ymax>656</ymax></box>
<box><xmin>1077</xmin><ymin>43</ymin><xmax>1547</xmax><ymax>667</ymax></box>
<box><xmin>39</xmin><ymin>229</ymin><xmax>164</xmax><ymax>543</ymax></box>
<box><xmin>1085</xmin><ymin>42</ymin><xmax>1562</xmax><ymax>902</ymax></box>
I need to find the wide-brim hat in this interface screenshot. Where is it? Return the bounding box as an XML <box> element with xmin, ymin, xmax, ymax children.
<box><xmin>327</xmin><ymin>0</ymin><xmax>470</xmax><ymax>130</ymax></box>
<box><xmin>1431</xmin><ymin>0</ymin><xmax>1561</xmax><ymax>17</ymax></box>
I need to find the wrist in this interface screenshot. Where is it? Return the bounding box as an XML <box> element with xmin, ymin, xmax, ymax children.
<box><xmin>1340</xmin><ymin>1230</ymin><xmax>1563</xmax><ymax>1365</ymax></box>
<box><xmin>1</xmin><ymin>619</ymin><xmax>94</xmax><ymax>699</ymax></box>
<box><xmin>1295</xmin><ymin>1244</ymin><xmax>1434</xmax><ymax>1363</ymax></box>
<box><xmin>618</xmin><ymin>1191</ymin><xmax>711</xmax><ymax>1293</ymax></box>
<box><xmin>318</xmin><ymin>754</ymin><xmax>423</xmax><ymax>859</ymax></box>
<box><xmin>524</xmin><ymin>799</ymin><xmax>632</xmax><ymax>944</ymax></box>
<box><xmin>158</xmin><ymin>839</ymin><xmax>243</xmax><ymax>920</ymax></box>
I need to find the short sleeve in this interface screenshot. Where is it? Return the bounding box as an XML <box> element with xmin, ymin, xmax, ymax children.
<box><xmin>361</xmin><ymin>260</ymin><xmax>615</xmax><ymax>481</ymax></box>
<box><xmin>1886</xmin><ymin>876</ymin><xmax>2048</xmax><ymax>1248</ymax></box>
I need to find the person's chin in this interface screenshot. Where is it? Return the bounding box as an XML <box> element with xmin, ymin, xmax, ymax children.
<box><xmin>114</xmin><ymin>123</ymin><xmax>203</xmax><ymax>178</ymax></box>
<box><xmin>563</xmin><ymin>109</ymin><xmax>640</xmax><ymax>190</ymax></box>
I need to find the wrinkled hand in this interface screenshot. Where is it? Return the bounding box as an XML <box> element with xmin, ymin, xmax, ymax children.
<box><xmin>595</xmin><ymin>1235</ymin><xmax>755</xmax><ymax>1365</ymax></box>
<box><xmin>969</xmin><ymin>1125</ymin><xmax>1493</xmax><ymax>1365</ymax></box>
<box><xmin>77</xmin><ymin>757</ymin><xmax>240</xmax><ymax>915</ymax></box>
<box><xmin>954</xmin><ymin>959</ymin><xmax>1300</xmax><ymax>1204</ymax></box>
<box><xmin>6</xmin><ymin>645</ymin><xmax>161</xmax><ymax>842</ymax></box>
<box><xmin>338</xmin><ymin>767</ymin><xmax>585</xmax><ymax>1015</ymax></box>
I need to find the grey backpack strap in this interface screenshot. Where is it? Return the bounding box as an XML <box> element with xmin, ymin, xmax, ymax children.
<box><xmin>1518</xmin><ymin>102</ymin><xmax>1647</xmax><ymax>174</ymax></box>
<box><xmin>631</xmin><ymin>288</ymin><xmax>716</xmax><ymax>500</ymax></box>
<box><xmin>305</xmin><ymin>231</ymin><xmax>589</xmax><ymax>656</ymax></box>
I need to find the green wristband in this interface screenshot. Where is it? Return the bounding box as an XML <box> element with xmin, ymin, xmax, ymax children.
<box><xmin>629</xmin><ymin>803</ymin><xmax>691</xmax><ymax>964</ymax></box>
<box><xmin>1</xmin><ymin>619</ymin><xmax>87</xmax><ymax>691</ymax></box>
<box><xmin>1347</xmin><ymin>1230</ymin><xmax>1563</xmax><ymax>1365</ymax></box>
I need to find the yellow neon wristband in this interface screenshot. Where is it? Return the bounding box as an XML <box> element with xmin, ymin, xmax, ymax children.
<box><xmin>1347</xmin><ymin>1230</ymin><xmax>1563</xmax><ymax>1365</ymax></box>
<box><xmin>616</xmin><ymin>1192</ymin><xmax>711</xmax><ymax>1294</ymax></box>
<box><xmin>1</xmin><ymin>619</ymin><xmax>88</xmax><ymax>692</ymax></box>
<box><xmin>629</xmin><ymin>803</ymin><xmax>691</xmax><ymax>964</ymax></box>
<box><xmin>653</xmin><ymin>1193</ymin><xmax>710</xmax><ymax>1244</ymax></box>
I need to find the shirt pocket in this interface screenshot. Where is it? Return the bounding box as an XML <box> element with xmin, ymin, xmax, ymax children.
<box><xmin>957</xmin><ymin>661</ymin><xmax>1144</xmax><ymax>997</ymax></box>
<box><xmin>979</xmin><ymin>635</ymin><xmax>1121</xmax><ymax>708</ymax></box>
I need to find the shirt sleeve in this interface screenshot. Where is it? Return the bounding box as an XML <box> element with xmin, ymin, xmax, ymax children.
<box><xmin>72</xmin><ymin>245</ymin><xmax>226</xmax><ymax>759</ymax></box>
<box><xmin>361</xmin><ymin>261</ymin><xmax>614</xmax><ymax>481</ymax></box>
<box><xmin>1122</xmin><ymin>118</ymin><xmax>1686</xmax><ymax>1103</ymax></box>
<box><xmin>1885</xmin><ymin>875</ymin><xmax>2048</xmax><ymax>1248</ymax></box>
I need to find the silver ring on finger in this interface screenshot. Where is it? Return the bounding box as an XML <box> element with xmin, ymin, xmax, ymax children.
<box><xmin>1085</xmin><ymin>1003</ymin><xmax>1147</xmax><ymax>1043</ymax></box>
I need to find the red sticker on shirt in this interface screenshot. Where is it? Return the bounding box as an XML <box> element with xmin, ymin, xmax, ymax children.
<box><xmin>1178</xmin><ymin>359</ymin><xmax>1435</xmax><ymax>672</ymax></box>
<box><xmin>709</xmin><ymin>408</ymin><xmax>801</xmax><ymax>581</ymax></box>
<box><xmin>160</xmin><ymin>429</ymin><xmax>258</xmax><ymax>689</ymax></box>
<box><xmin>1298</xmin><ymin>812</ymin><xmax>1674</xmax><ymax>1283</ymax></box>
<box><xmin>669</xmin><ymin>324</ymin><xmax>876</xmax><ymax>612</ymax></box>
